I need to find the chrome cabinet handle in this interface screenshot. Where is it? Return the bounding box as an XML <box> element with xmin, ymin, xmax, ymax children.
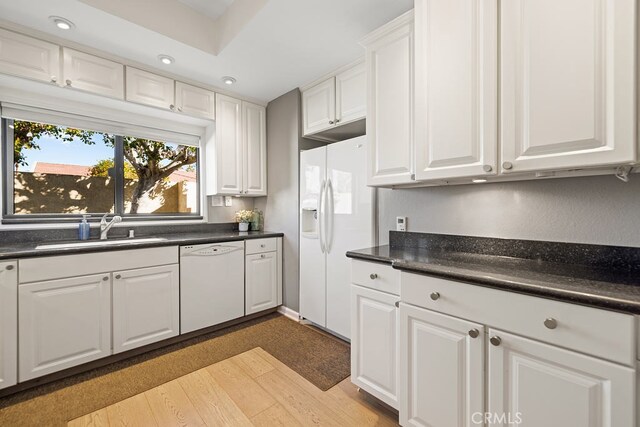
<box><xmin>490</xmin><ymin>336</ymin><xmax>502</xmax><ymax>346</ymax></box>
<box><xmin>65</xmin><ymin>79</ymin><xmax>72</xmax><ymax>86</ymax></box>
<box><xmin>430</xmin><ymin>292</ymin><xmax>440</xmax><ymax>301</ymax></box>
<box><xmin>115</xmin><ymin>274</ymin><xmax>122</xmax><ymax>279</ymax></box>
<box><xmin>544</xmin><ymin>318</ymin><xmax>558</xmax><ymax>329</ymax></box>
<box><xmin>468</xmin><ymin>328</ymin><xmax>480</xmax><ymax>338</ymax></box>
<box><xmin>5</xmin><ymin>265</ymin><xmax>14</xmax><ymax>271</ymax></box>
<box><xmin>369</xmin><ymin>273</ymin><xmax>378</xmax><ymax>280</ymax></box>
<box><xmin>483</xmin><ymin>165</ymin><xmax>493</xmax><ymax>172</ymax></box>
<box><xmin>502</xmin><ymin>161</ymin><xmax>513</xmax><ymax>170</ymax></box>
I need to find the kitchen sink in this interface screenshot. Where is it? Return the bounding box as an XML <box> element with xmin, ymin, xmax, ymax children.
<box><xmin>35</xmin><ymin>237</ymin><xmax>168</xmax><ymax>250</ymax></box>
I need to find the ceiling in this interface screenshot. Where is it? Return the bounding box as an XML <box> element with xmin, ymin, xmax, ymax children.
<box><xmin>0</xmin><ymin>0</ymin><xmax>413</xmax><ymax>103</ymax></box>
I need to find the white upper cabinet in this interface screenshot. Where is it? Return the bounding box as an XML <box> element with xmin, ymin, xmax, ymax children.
<box><xmin>19</xmin><ymin>274</ymin><xmax>112</xmax><ymax>381</ymax></box>
<box><xmin>414</xmin><ymin>0</ymin><xmax>498</xmax><ymax>181</ymax></box>
<box><xmin>62</xmin><ymin>48</ymin><xmax>124</xmax><ymax>99</ymax></box>
<box><xmin>335</xmin><ymin>61</ymin><xmax>366</xmax><ymax>125</ymax></box>
<box><xmin>488</xmin><ymin>329</ymin><xmax>635</xmax><ymax>427</ymax></box>
<box><xmin>125</xmin><ymin>66</ymin><xmax>175</xmax><ymax>110</ymax></box>
<box><xmin>242</xmin><ymin>101</ymin><xmax>267</xmax><ymax>196</ymax></box>
<box><xmin>175</xmin><ymin>81</ymin><xmax>215</xmax><ymax>120</ymax></box>
<box><xmin>302</xmin><ymin>77</ymin><xmax>336</xmax><ymax>135</ymax></box>
<box><xmin>112</xmin><ymin>265</ymin><xmax>180</xmax><ymax>354</ymax></box>
<box><xmin>0</xmin><ymin>261</ymin><xmax>17</xmax><ymax>391</ymax></box>
<box><xmin>0</xmin><ymin>28</ymin><xmax>59</xmax><ymax>84</ymax></box>
<box><xmin>362</xmin><ymin>11</ymin><xmax>415</xmax><ymax>186</ymax></box>
<box><xmin>208</xmin><ymin>95</ymin><xmax>267</xmax><ymax>196</ymax></box>
<box><xmin>211</xmin><ymin>94</ymin><xmax>243</xmax><ymax>195</ymax></box>
<box><xmin>500</xmin><ymin>0</ymin><xmax>636</xmax><ymax>173</ymax></box>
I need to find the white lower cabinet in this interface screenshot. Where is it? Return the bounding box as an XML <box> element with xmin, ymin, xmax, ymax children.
<box><xmin>245</xmin><ymin>251</ymin><xmax>279</xmax><ymax>315</ymax></box>
<box><xmin>0</xmin><ymin>261</ymin><xmax>17</xmax><ymax>390</ymax></box>
<box><xmin>351</xmin><ymin>284</ymin><xmax>399</xmax><ymax>409</ymax></box>
<box><xmin>488</xmin><ymin>329</ymin><xmax>636</xmax><ymax>427</ymax></box>
<box><xmin>400</xmin><ymin>303</ymin><xmax>484</xmax><ymax>427</ymax></box>
<box><xmin>112</xmin><ymin>264</ymin><xmax>179</xmax><ymax>353</ymax></box>
<box><xmin>19</xmin><ymin>274</ymin><xmax>111</xmax><ymax>381</ymax></box>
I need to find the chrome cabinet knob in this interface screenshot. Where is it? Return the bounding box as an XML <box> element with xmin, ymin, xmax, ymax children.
<box><xmin>260</xmin><ymin>254</ymin><xmax>266</xmax><ymax>258</ymax></box>
<box><xmin>5</xmin><ymin>265</ymin><xmax>14</xmax><ymax>270</ymax></box>
<box><xmin>483</xmin><ymin>165</ymin><xmax>493</xmax><ymax>172</ymax></box>
<box><xmin>328</xmin><ymin>120</ymin><xmax>334</xmax><ymax>125</ymax></box>
<box><xmin>103</xmin><ymin>276</ymin><xmax>109</xmax><ymax>281</ymax></box>
<box><xmin>394</xmin><ymin>301</ymin><xmax>400</xmax><ymax>308</ymax></box>
<box><xmin>335</xmin><ymin>119</ymin><xmax>340</xmax><ymax>123</ymax></box>
<box><xmin>115</xmin><ymin>274</ymin><xmax>122</xmax><ymax>279</ymax></box>
<box><xmin>50</xmin><ymin>76</ymin><xmax>57</xmax><ymax>83</ymax></box>
<box><xmin>544</xmin><ymin>318</ymin><xmax>558</xmax><ymax>329</ymax></box>
<box><xmin>430</xmin><ymin>292</ymin><xmax>440</xmax><ymax>301</ymax></box>
<box><xmin>178</xmin><ymin>107</ymin><xmax>183</xmax><ymax>112</ymax></box>
<box><xmin>468</xmin><ymin>328</ymin><xmax>480</xmax><ymax>338</ymax></box>
<box><xmin>490</xmin><ymin>336</ymin><xmax>502</xmax><ymax>346</ymax></box>
<box><xmin>65</xmin><ymin>79</ymin><xmax>72</xmax><ymax>86</ymax></box>
<box><xmin>261</xmin><ymin>244</ymin><xmax>265</xmax><ymax>248</ymax></box>
<box><xmin>369</xmin><ymin>273</ymin><xmax>378</xmax><ymax>280</ymax></box>
<box><xmin>170</xmin><ymin>104</ymin><xmax>175</xmax><ymax>111</ymax></box>
<box><xmin>502</xmin><ymin>161</ymin><xmax>513</xmax><ymax>170</ymax></box>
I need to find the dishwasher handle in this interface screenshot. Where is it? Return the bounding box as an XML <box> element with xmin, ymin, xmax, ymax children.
<box><xmin>180</xmin><ymin>244</ymin><xmax>244</xmax><ymax>257</ymax></box>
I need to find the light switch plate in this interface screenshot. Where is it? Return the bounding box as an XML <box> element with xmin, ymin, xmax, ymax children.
<box><xmin>224</xmin><ymin>196</ymin><xmax>233</xmax><ymax>207</ymax></box>
<box><xmin>210</xmin><ymin>196</ymin><xmax>224</xmax><ymax>207</ymax></box>
<box><xmin>396</xmin><ymin>216</ymin><xmax>407</xmax><ymax>232</ymax></box>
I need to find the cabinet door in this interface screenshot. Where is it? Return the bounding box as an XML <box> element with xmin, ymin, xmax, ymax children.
<box><xmin>336</xmin><ymin>61</ymin><xmax>366</xmax><ymax>125</ymax></box>
<box><xmin>364</xmin><ymin>13</ymin><xmax>415</xmax><ymax>186</ymax></box>
<box><xmin>302</xmin><ymin>78</ymin><xmax>335</xmax><ymax>135</ymax></box>
<box><xmin>488</xmin><ymin>329</ymin><xmax>635</xmax><ymax>427</ymax></box>
<box><xmin>113</xmin><ymin>264</ymin><xmax>179</xmax><ymax>353</ymax></box>
<box><xmin>400</xmin><ymin>303</ymin><xmax>484</xmax><ymax>427</ymax></box>
<box><xmin>62</xmin><ymin>48</ymin><xmax>124</xmax><ymax>99</ymax></box>
<box><xmin>213</xmin><ymin>94</ymin><xmax>243</xmax><ymax>195</ymax></box>
<box><xmin>242</xmin><ymin>101</ymin><xmax>267</xmax><ymax>196</ymax></box>
<box><xmin>500</xmin><ymin>0</ymin><xmax>636</xmax><ymax>173</ymax></box>
<box><xmin>0</xmin><ymin>28</ymin><xmax>59</xmax><ymax>84</ymax></box>
<box><xmin>414</xmin><ymin>0</ymin><xmax>497</xmax><ymax>181</ymax></box>
<box><xmin>19</xmin><ymin>274</ymin><xmax>111</xmax><ymax>381</ymax></box>
<box><xmin>0</xmin><ymin>261</ymin><xmax>17</xmax><ymax>390</ymax></box>
<box><xmin>175</xmin><ymin>81</ymin><xmax>215</xmax><ymax>120</ymax></box>
<box><xmin>245</xmin><ymin>252</ymin><xmax>278</xmax><ymax>315</ymax></box>
<box><xmin>125</xmin><ymin>66</ymin><xmax>175</xmax><ymax>110</ymax></box>
<box><xmin>351</xmin><ymin>285</ymin><xmax>399</xmax><ymax>409</ymax></box>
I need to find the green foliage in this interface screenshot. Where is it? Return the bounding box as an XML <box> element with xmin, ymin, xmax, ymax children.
<box><xmin>89</xmin><ymin>159</ymin><xmax>138</xmax><ymax>180</ymax></box>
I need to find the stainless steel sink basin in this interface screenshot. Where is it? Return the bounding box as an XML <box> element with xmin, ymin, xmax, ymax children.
<box><xmin>36</xmin><ymin>237</ymin><xmax>167</xmax><ymax>250</ymax></box>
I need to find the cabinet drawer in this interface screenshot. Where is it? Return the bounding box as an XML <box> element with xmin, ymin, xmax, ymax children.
<box><xmin>19</xmin><ymin>246</ymin><xmax>179</xmax><ymax>283</ymax></box>
<box><xmin>245</xmin><ymin>238</ymin><xmax>277</xmax><ymax>255</ymax></box>
<box><xmin>351</xmin><ymin>260</ymin><xmax>399</xmax><ymax>295</ymax></box>
<box><xmin>401</xmin><ymin>272</ymin><xmax>636</xmax><ymax>366</ymax></box>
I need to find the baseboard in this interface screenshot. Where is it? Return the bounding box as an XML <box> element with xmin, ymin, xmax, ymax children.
<box><xmin>277</xmin><ymin>305</ymin><xmax>300</xmax><ymax>321</ymax></box>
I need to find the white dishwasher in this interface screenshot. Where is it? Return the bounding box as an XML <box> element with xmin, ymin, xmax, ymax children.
<box><xmin>180</xmin><ymin>241</ymin><xmax>245</xmax><ymax>334</ymax></box>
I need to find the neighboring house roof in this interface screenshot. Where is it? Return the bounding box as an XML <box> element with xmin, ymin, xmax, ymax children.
<box><xmin>32</xmin><ymin>162</ymin><xmax>197</xmax><ymax>182</ymax></box>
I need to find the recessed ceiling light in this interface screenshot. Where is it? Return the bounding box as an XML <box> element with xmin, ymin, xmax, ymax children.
<box><xmin>49</xmin><ymin>16</ymin><xmax>75</xmax><ymax>30</ymax></box>
<box><xmin>222</xmin><ymin>76</ymin><xmax>236</xmax><ymax>85</ymax></box>
<box><xmin>158</xmin><ymin>54</ymin><xmax>174</xmax><ymax>65</ymax></box>
<box><xmin>472</xmin><ymin>178</ymin><xmax>488</xmax><ymax>183</ymax></box>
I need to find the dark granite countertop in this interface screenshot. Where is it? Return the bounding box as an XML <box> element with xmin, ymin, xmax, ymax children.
<box><xmin>0</xmin><ymin>230</ymin><xmax>284</xmax><ymax>259</ymax></box>
<box><xmin>347</xmin><ymin>239</ymin><xmax>640</xmax><ymax>314</ymax></box>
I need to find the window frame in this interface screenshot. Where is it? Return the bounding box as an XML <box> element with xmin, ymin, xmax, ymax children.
<box><xmin>1</xmin><ymin>118</ymin><xmax>203</xmax><ymax>224</ymax></box>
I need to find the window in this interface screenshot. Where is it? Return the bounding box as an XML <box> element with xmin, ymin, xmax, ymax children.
<box><xmin>2</xmin><ymin>117</ymin><xmax>201</xmax><ymax>222</ymax></box>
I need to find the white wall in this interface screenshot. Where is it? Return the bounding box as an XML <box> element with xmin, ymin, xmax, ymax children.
<box><xmin>378</xmin><ymin>175</ymin><xmax>640</xmax><ymax>247</ymax></box>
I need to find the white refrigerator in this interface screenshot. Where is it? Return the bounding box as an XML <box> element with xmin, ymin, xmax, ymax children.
<box><xmin>299</xmin><ymin>135</ymin><xmax>374</xmax><ymax>339</ymax></box>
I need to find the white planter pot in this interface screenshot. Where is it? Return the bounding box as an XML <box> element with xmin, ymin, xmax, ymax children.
<box><xmin>239</xmin><ymin>222</ymin><xmax>249</xmax><ymax>232</ymax></box>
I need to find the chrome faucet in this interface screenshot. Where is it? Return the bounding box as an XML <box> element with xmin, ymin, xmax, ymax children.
<box><xmin>100</xmin><ymin>214</ymin><xmax>122</xmax><ymax>240</ymax></box>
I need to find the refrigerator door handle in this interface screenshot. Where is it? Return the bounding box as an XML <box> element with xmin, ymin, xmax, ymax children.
<box><xmin>318</xmin><ymin>179</ymin><xmax>326</xmax><ymax>253</ymax></box>
<box><xmin>326</xmin><ymin>178</ymin><xmax>335</xmax><ymax>253</ymax></box>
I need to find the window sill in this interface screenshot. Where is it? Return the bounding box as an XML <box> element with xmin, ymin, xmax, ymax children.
<box><xmin>1</xmin><ymin>216</ymin><xmax>205</xmax><ymax>228</ymax></box>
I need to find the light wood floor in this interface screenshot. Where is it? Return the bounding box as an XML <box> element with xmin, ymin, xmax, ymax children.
<box><xmin>68</xmin><ymin>347</ymin><xmax>399</xmax><ymax>426</ymax></box>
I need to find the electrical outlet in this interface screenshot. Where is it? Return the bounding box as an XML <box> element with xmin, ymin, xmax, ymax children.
<box><xmin>224</xmin><ymin>196</ymin><xmax>233</xmax><ymax>207</ymax></box>
<box><xmin>396</xmin><ymin>216</ymin><xmax>407</xmax><ymax>232</ymax></box>
<box><xmin>210</xmin><ymin>196</ymin><xmax>223</xmax><ymax>207</ymax></box>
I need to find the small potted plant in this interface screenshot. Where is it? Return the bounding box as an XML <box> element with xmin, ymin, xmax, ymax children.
<box><xmin>235</xmin><ymin>209</ymin><xmax>253</xmax><ymax>232</ymax></box>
